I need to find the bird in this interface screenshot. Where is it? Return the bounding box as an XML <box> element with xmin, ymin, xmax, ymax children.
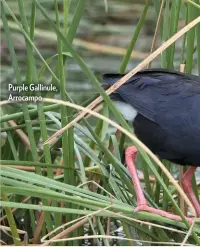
<box><xmin>102</xmin><ymin>68</ymin><xmax>200</xmax><ymax>221</ymax></box>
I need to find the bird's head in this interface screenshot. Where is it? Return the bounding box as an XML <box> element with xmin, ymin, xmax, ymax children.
<box><xmin>102</xmin><ymin>73</ymin><xmax>125</xmax><ymax>101</ymax></box>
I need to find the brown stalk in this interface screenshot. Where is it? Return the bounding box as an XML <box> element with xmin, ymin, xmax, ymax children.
<box><xmin>32</xmin><ymin>211</ymin><xmax>45</xmax><ymax>244</ymax></box>
<box><xmin>179</xmin><ymin>64</ymin><xmax>188</xmax><ymax>216</ymax></box>
<box><xmin>147</xmin><ymin>0</ymin><xmax>165</xmax><ymax>68</ymax></box>
<box><xmin>8</xmin><ymin>120</ymin><xmax>31</xmax><ymax>149</ymax></box>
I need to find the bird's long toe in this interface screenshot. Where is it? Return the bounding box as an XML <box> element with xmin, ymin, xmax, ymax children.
<box><xmin>134</xmin><ymin>205</ymin><xmax>194</xmax><ymax>224</ymax></box>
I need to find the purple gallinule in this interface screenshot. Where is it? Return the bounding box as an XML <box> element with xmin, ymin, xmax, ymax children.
<box><xmin>103</xmin><ymin>69</ymin><xmax>200</xmax><ymax>221</ymax></box>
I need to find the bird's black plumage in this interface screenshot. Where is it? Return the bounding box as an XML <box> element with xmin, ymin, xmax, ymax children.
<box><xmin>103</xmin><ymin>69</ymin><xmax>200</xmax><ymax>166</ymax></box>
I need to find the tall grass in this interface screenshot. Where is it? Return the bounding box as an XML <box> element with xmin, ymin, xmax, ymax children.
<box><xmin>1</xmin><ymin>0</ymin><xmax>200</xmax><ymax>246</ymax></box>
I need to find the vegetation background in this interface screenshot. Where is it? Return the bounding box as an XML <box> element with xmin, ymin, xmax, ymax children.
<box><xmin>1</xmin><ymin>0</ymin><xmax>200</xmax><ymax>246</ymax></box>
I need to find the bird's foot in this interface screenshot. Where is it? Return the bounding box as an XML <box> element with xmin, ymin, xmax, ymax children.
<box><xmin>181</xmin><ymin>166</ymin><xmax>200</xmax><ymax>218</ymax></box>
<box><xmin>135</xmin><ymin>205</ymin><xmax>194</xmax><ymax>224</ymax></box>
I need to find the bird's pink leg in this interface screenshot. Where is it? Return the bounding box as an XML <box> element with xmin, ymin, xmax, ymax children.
<box><xmin>125</xmin><ymin>146</ymin><xmax>148</xmax><ymax>207</ymax></box>
<box><xmin>181</xmin><ymin>166</ymin><xmax>200</xmax><ymax>217</ymax></box>
<box><xmin>125</xmin><ymin>146</ymin><xmax>193</xmax><ymax>223</ymax></box>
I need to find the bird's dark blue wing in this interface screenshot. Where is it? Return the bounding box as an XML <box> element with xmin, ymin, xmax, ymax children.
<box><xmin>103</xmin><ymin>73</ymin><xmax>159</xmax><ymax>121</ymax></box>
<box><xmin>103</xmin><ymin>69</ymin><xmax>200</xmax><ymax>141</ymax></box>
